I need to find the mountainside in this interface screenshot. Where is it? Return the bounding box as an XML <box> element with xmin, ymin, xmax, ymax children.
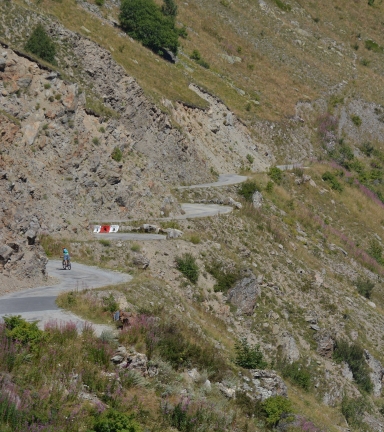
<box><xmin>2</xmin><ymin>0</ymin><xmax>384</xmax><ymax>431</ymax></box>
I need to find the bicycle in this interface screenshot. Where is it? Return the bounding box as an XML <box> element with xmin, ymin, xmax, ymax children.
<box><xmin>61</xmin><ymin>256</ymin><xmax>71</xmax><ymax>270</ymax></box>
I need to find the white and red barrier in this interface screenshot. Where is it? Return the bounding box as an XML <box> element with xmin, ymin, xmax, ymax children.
<box><xmin>93</xmin><ymin>225</ymin><xmax>119</xmax><ymax>233</ymax></box>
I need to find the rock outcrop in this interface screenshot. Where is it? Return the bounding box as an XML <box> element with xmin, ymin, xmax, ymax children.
<box><xmin>227</xmin><ymin>269</ymin><xmax>260</xmax><ymax>315</ymax></box>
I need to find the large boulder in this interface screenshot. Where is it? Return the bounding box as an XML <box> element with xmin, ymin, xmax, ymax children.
<box><xmin>227</xmin><ymin>269</ymin><xmax>260</xmax><ymax>315</ymax></box>
<box><xmin>278</xmin><ymin>331</ymin><xmax>300</xmax><ymax>364</ymax></box>
<box><xmin>314</xmin><ymin>330</ymin><xmax>335</xmax><ymax>358</ymax></box>
<box><xmin>252</xmin><ymin>191</ymin><xmax>263</xmax><ymax>209</ymax></box>
<box><xmin>252</xmin><ymin>369</ymin><xmax>288</xmax><ymax>401</ymax></box>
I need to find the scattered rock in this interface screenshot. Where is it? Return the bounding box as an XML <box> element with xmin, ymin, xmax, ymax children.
<box><xmin>227</xmin><ymin>269</ymin><xmax>260</xmax><ymax>315</ymax></box>
<box><xmin>278</xmin><ymin>331</ymin><xmax>300</xmax><ymax>363</ymax></box>
<box><xmin>252</xmin><ymin>369</ymin><xmax>288</xmax><ymax>401</ymax></box>
<box><xmin>252</xmin><ymin>191</ymin><xmax>263</xmax><ymax>208</ymax></box>
<box><xmin>314</xmin><ymin>330</ymin><xmax>334</xmax><ymax>358</ymax></box>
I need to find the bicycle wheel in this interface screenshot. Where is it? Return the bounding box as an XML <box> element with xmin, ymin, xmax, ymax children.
<box><xmin>67</xmin><ymin>261</ymin><xmax>71</xmax><ymax>270</ymax></box>
<box><xmin>62</xmin><ymin>260</ymin><xmax>66</xmax><ymax>270</ymax></box>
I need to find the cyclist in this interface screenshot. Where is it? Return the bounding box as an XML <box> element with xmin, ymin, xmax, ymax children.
<box><xmin>63</xmin><ymin>248</ymin><xmax>70</xmax><ymax>266</ymax></box>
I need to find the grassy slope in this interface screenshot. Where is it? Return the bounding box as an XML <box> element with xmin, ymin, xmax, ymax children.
<box><xmin>7</xmin><ymin>0</ymin><xmax>384</xmax><ymax>124</ymax></box>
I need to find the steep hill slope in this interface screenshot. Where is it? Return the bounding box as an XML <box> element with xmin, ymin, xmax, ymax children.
<box><xmin>2</xmin><ymin>0</ymin><xmax>384</xmax><ymax>431</ymax></box>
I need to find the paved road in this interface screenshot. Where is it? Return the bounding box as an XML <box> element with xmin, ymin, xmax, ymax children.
<box><xmin>178</xmin><ymin>203</ymin><xmax>233</xmax><ymax>219</ymax></box>
<box><xmin>95</xmin><ymin>233</ymin><xmax>166</xmax><ymax>240</ymax></box>
<box><xmin>177</xmin><ymin>174</ymin><xmax>247</xmax><ymax>189</ymax></box>
<box><xmin>0</xmin><ymin>260</ymin><xmax>131</xmax><ymax>335</ymax></box>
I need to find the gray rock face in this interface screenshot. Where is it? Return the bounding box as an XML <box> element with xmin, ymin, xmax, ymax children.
<box><xmin>278</xmin><ymin>331</ymin><xmax>300</xmax><ymax>364</ymax></box>
<box><xmin>314</xmin><ymin>330</ymin><xmax>334</xmax><ymax>358</ymax></box>
<box><xmin>252</xmin><ymin>191</ymin><xmax>263</xmax><ymax>208</ymax></box>
<box><xmin>0</xmin><ymin>58</ymin><xmax>6</xmax><ymax>72</ymax></box>
<box><xmin>252</xmin><ymin>369</ymin><xmax>288</xmax><ymax>401</ymax></box>
<box><xmin>227</xmin><ymin>269</ymin><xmax>260</xmax><ymax>315</ymax></box>
<box><xmin>365</xmin><ymin>350</ymin><xmax>384</xmax><ymax>396</ymax></box>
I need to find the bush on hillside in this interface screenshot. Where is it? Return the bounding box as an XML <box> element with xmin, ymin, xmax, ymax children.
<box><xmin>333</xmin><ymin>340</ymin><xmax>373</xmax><ymax>393</ymax></box>
<box><xmin>322</xmin><ymin>171</ymin><xmax>343</xmax><ymax>191</ymax></box>
<box><xmin>341</xmin><ymin>396</ymin><xmax>369</xmax><ymax>429</ymax></box>
<box><xmin>355</xmin><ymin>276</ymin><xmax>375</xmax><ymax>298</ymax></box>
<box><xmin>238</xmin><ymin>180</ymin><xmax>260</xmax><ymax>201</ymax></box>
<box><xmin>161</xmin><ymin>0</ymin><xmax>177</xmax><ymax>18</ymax></box>
<box><xmin>281</xmin><ymin>360</ymin><xmax>311</xmax><ymax>390</ymax></box>
<box><xmin>206</xmin><ymin>260</ymin><xmax>239</xmax><ymax>293</ymax></box>
<box><xmin>4</xmin><ymin>315</ymin><xmax>46</xmax><ymax>351</ymax></box>
<box><xmin>175</xmin><ymin>253</ymin><xmax>199</xmax><ymax>283</ymax></box>
<box><xmin>119</xmin><ymin>0</ymin><xmax>179</xmax><ymax>56</ymax></box>
<box><xmin>268</xmin><ymin>166</ymin><xmax>283</xmax><ymax>184</ymax></box>
<box><xmin>92</xmin><ymin>409</ymin><xmax>142</xmax><ymax>432</ymax></box>
<box><xmin>234</xmin><ymin>338</ymin><xmax>267</xmax><ymax>369</ymax></box>
<box><xmin>111</xmin><ymin>146</ymin><xmax>123</xmax><ymax>162</ymax></box>
<box><xmin>25</xmin><ymin>24</ymin><xmax>56</xmax><ymax>64</ymax></box>
<box><xmin>262</xmin><ymin>396</ymin><xmax>293</xmax><ymax>427</ymax></box>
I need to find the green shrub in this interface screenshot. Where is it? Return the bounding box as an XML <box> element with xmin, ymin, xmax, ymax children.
<box><xmin>177</xmin><ymin>26</ymin><xmax>188</xmax><ymax>39</ymax></box>
<box><xmin>238</xmin><ymin>180</ymin><xmax>260</xmax><ymax>201</ymax></box>
<box><xmin>161</xmin><ymin>0</ymin><xmax>177</xmax><ymax>18</ymax></box>
<box><xmin>25</xmin><ymin>24</ymin><xmax>56</xmax><ymax>64</ymax></box>
<box><xmin>92</xmin><ymin>137</ymin><xmax>100</xmax><ymax>145</ymax></box>
<box><xmin>351</xmin><ymin>115</ymin><xmax>362</xmax><ymax>127</ymax></box>
<box><xmin>333</xmin><ymin>340</ymin><xmax>373</xmax><ymax>393</ymax></box>
<box><xmin>102</xmin><ymin>294</ymin><xmax>119</xmax><ymax>313</ymax></box>
<box><xmin>95</xmin><ymin>0</ymin><xmax>104</xmax><ymax>6</ymax></box>
<box><xmin>246</xmin><ymin>154</ymin><xmax>254</xmax><ymax>164</ymax></box>
<box><xmin>190</xmin><ymin>49</ymin><xmax>201</xmax><ymax>60</ymax></box>
<box><xmin>175</xmin><ymin>253</ymin><xmax>199</xmax><ymax>283</ymax></box>
<box><xmin>111</xmin><ymin>147</ymin><xmax>123</xmax><ymax>162</ymax></box>
<box><xmin>273</xmin><ymin>0</ymin><xmax>291</xmax><ymax>11</ymax></box>
<box><xmin>92</xmin><ymin>409</ymin><xmax>142</xmax><ymax>432</ymax></box>
<box><xmin>281</xmin><ymin>361</ymin><xmax>311</xmax><ymax>390</ymax></box>
<box><xmin>4</xmin><ymin>316</ymin><xmax>45</xmax><ymax>351</ymax></box>
<box><xmin>262</xmin><ymin>396</ymin><xmax>292</xmax><ymax>427</ymax></box>
<box><xmin>322</xmin><ymin>171</ymin><xmax>343</xmax><ymax>191</ymax></box>
<box><xmin>341</xmin><ymin>396</ymin><xmax>369</xmax><ymax>429</ymax></box>
<box><xmin>365</xmin><ymin>39</ymin><xmax>383</xmax><ymax>52</ymax></box>
<box><xmin>196</xmin><ymin>58</ymin><xmax>210</xmax><ymax>69</ymax></box>
<box><xmin>189</xmin><ymin>234</ymin><xmax>200</xmax><ymax>244</ymax></box>
<box><xmin>206</xmin><ymin>260</ymin><xmax>239</xmax><ymax>293</ymax></box>
<box><xmin>119</xmin><ymin>0</ymin><xmax>179</xmax><ymax>56</ymax></box>
<box><xmin>99</xmin><ymin>239</ymin><xmax>111</xmax><ymax>247</ymax></box>
<box><xmin>234</xmin><ymin>338</ymin><xmax>267</xmax><ymax>369</ymax></box>
<box><xmin>131</xmin><ymin>243</ymin><xmax>141</xmax><ymax>252</ymax></box>
<box><xmin>355</xmin><ymin>277</ymin><xmax>375</xmax><ymax>298</ymax></box>
<box><xmin>268</xmin><ymin>166</ymin><xmax>283</xmax><ymax>184</ymax></box>
<box><xmin>368</xmin><ymin>239</ymin><xmax>384</xmax><ymax>265</ymax></box>
<box><xmin>266</xmin><ymin>181</ymin><xmax>274</xmax><ymax>193</ymax></box>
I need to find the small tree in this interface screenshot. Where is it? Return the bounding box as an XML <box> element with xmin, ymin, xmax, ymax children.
<box><xmin>234</xmin><ymin>338</ymin><xmax>267</xmax><ymax>369</ymax></box>
<box><xmin>175</xmin><ymin>253</ymin><xmax>199</xmax><ymax>284</ymax></box>
<box><xmin>120</xmin><ymin>0</ymin><xmax>179</xmax><ymax>55</ymax></box>
<box><xmin>25</xmin><ymin>24</ymin><xmax>56</xmax><ymax>64</ymax></box>
<box><xmin>161</xmin><ymin>0</ymin><xmax>177</xmax><ymax>18</ymax></box>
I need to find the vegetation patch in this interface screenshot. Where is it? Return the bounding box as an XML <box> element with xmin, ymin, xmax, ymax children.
<box><xmin>238</xmin><ymin>180</ymin><xmax>260</xmax><ymax>201</ymax></box>
<box><xmin>268</xmin><ymin>166</ymin><xmax>283</xmax><ymax>185</ymax></box>
<box><xmin>234</xmin><ymin>338</ymin><xmax>268</xmax><ymax>369</ymax></box>
<box><xmin>355</xmin><ymin>276</ymin><xmax>375</xmax><ymax>298</ymax></box>
<box><xmin>25</xmin><ymin>24</ymin><xmax>56</xmax><ymax>64</ymax></box>
<box><xmin>333</xmin><ymin>340</ymin><xmax>373</xmax><ymax>393</ymax></box>
<box><xmin>175</xmin><ymin>253</ymin><xmax>199</xmax><ymax>283</ymax></box>
<box><xmin>119</xmin><ymin>0</ymin><xmax>180</xmax><ymax>56</ymax></box>
<box><xmin>206</xmin><ymin>260</ymin><xmax>240</xmax><ymax>293</ymax></box>
<box><xmin>321</xmin><ymin>171</ymin><xmax>343</xmax><ymax>191</ymax></box>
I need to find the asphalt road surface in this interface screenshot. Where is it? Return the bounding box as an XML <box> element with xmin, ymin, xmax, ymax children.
<box><xmin>0</xmin><ymin>260</ymin><xmax>131</xmax><ymax>335</ymax></box>
<box><xmin>177</xmin><ymin>174</ymin><xmax>247</xmax><ymax>189</ymax></box>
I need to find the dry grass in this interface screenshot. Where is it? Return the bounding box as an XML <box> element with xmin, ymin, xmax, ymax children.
<box><xmin>8</xmin><ymin>0</ymin><xmax>384</xmax><ymax>123</ymax></box>
<box><xmin>287</xmin><ymin>382</ymin><xmax>346</xmax><ymax>432</ymax></box>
